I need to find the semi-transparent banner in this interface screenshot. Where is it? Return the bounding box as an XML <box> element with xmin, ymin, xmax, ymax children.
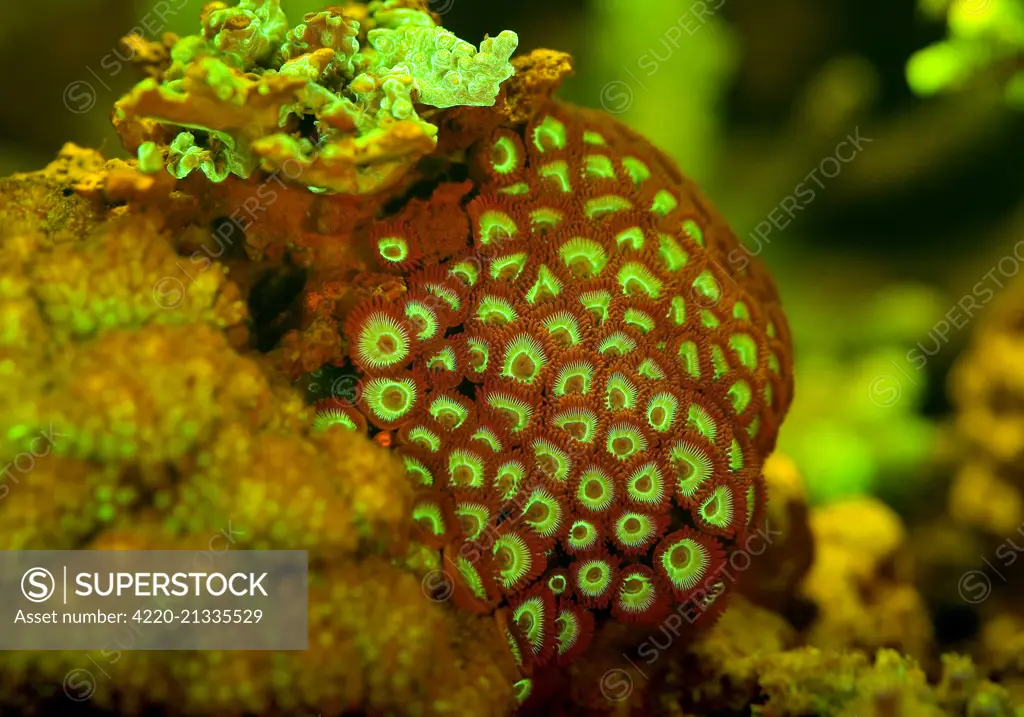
<box><xmin>0</xmin><ymin>550</ymin><xmax>307</xmax><ymax>650</ymax></box>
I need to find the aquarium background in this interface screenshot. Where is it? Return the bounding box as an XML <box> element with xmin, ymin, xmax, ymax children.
<box><xmin>1</xmin><ymin>0</ymin><xmax>1023</xmax><ymax>709</ymax></box>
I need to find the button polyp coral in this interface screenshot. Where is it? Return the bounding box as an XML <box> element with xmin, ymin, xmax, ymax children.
<box><xmin>324</xmin><ymin>100</ymin><xmax>795</xmax><ymax>671</ymax></box>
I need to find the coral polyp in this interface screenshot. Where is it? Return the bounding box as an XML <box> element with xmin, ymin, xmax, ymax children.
<box><xmin>328</xmin><ymin>98</ymin><xmax>793</xmax><ymax>670</ymax></box>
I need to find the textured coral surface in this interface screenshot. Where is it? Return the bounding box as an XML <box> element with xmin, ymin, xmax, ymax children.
<box><xmin>326</xmin><ymin>99</ymin><xmax>795</xmax><ymax>678</ymax></box>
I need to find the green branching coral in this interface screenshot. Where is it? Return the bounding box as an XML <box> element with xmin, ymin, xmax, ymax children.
<box><xmin>907</xmin><ymin>0</ymin><xmax>1024</xmax><ymax>108</ymax></box>
<box><xmin>116</xmin><ymin>0</ymin><xmax>518</xmax><ymax>194</ymax></box>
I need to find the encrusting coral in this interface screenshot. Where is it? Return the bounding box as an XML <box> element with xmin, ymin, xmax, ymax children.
<box><xmin>114</xmin><ymin>0</ymin><xmax>518</xmax><ymax>194</ymax></box>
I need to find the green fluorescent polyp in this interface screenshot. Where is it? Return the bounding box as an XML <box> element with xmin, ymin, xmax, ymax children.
<box><xmin>700</xmin><ymin>486</ymin><xmax>734</xmax><ymax>528</ymax></box>
<box><xmin>494</xmin><ymin>534</ymin><xmax>532</xmax><ymax>589</ymax></box>
<box><xmin>456</xmin><ymin>556</ymin><xmax>487</xmax><ymax>600</ymax></box>
<box><xmin>621</xmin><ymin>157</ymin><xmax>651</xmax><ymax>186</ymax></box>
<box><xmin>523</xmin><ymin>489</ymin><xmax>563</xmax><ymax>537</ymax></box>
<box><xmin>533</xmin><ymin>115</ymin><xmax>567</xmax><ymax>152</ymax></box>
<box><xmin>427</xmin><ymin>346</ymin><xmax>457</xmax><ymax>373</ymax></box>
<box><xmin>539</xmin><ymin>161</ymin><xmax>572</xmax><ymax>192</ymax></box>
<box><xmin>659</xmin><ymin>235</ymin><xmax>689</xmax><ymax>272</ymax></box>
<box><xmin>532</xmin><ymin>439</ymin><xmax>571</xmax><ymax>482</ymax></box>
<box><xmin>647</xmin><ymin>393</ymin><xmax>679</xmax><ymax>432</ymax></box>
<box><xmin>585</xmin><ymin>155</ymin><xmax>616</xmax><ymax>179</ymax></box>
<box><xmin>576</xmin><ymin>559</ymin><xmax>613</xmax><ymax>597</ymax></box>
<box><xmin>692</xmin><ymin>271</ymin><xmax>721</xmax><ymax>303</ymax></box>
<box><xmin>729</xmin><ymin>438</ymin><xmax>744</xmax><ymax>471</ymax></box>
<box><xmin>404</xmin><ymin>301</ymin><xmax>438</xmax><ymax>340</ymax></box>
<box><xmin>471</xmin><ymin>427</ymin><xmax>502</xmax><ymax>453</ymax></box>
<box><xmin>499</xmin><ymin>182</ymin><xmax>530</xmax><ymax>195</ymax></box>
<box><xmin>488</xmin><ymin>392</ymin><xmax>532</xmax><ymax>432</ymax></box>
<box><xmin>449</xmin><ymin>261</ymin><xmax>479</xmax><ymax>286</ymax></box>
<box><xmin>598</xmin><ymin>332</ymin><xmax>638</xmax><ymax>357</ymax></box>
<box><xmin>618</xmin><ymin>262</ymin><xmax>663</xmax><ymax>298</ymax></box>
<box><xmin>525</xmin><ymin>265</ymin><xmax>562</xmax><ymax>304</ymax></box>
<box><xmin>544</xmin><ymin>311</ymin><xmax>583</xmax><ymax>346</ymax></box>
<box><xmin>583</xmin><ymin>130</ymin><xmax>606</xmax><ymax>145</ymax></box>
<box><xmin>671</xmin><ymin>440</ymin><xmax>713</xmax><ymax>497</ymax></box>
<box><xmin>448</xmin><ymin>449</ymin><xmax>486</xmax><ymax>487</ymax></box>
<box><xmin>455</xmin><ymin>503</ymin><xmax>490</xmax><ymax>541</ymax></box>
<box><xmin>585</xmin><ymin>195</ymin><xmax>633</xmax><ymax>219</ymax></box>
<box><xmin>651</xmin><ymin>189</ymin><xmax>678</xmax><ymax>216</ymax></box>
<box><xmin>514</xmin><ymin>595</ymin><xmax>547</xmax><ymax>654</ymax></box>
<box><xmin>616</xmin><ymin>512</ymin><xmax>656</xmax><ymax>546</ymax></box>
<box><xmin>478</xmin><ymin>210</ymin><xmax>518</xmax><ymax>245</ymax></box>
<box><xmin>429</xmin><ymin>396</ymin><xmax>469</xmax><ymax>429</ymax></box>
<box><xmin>616</xmin><ymin>226</ymin><xmax>645</xmax><ymax>250</ymax></box>
<box><xmin>577</xmin><ymin>468</ymin><xmax>615</xmax><ymax>512</ymax></box>
<box><xmin>606</xmin><ymin>372</ymin><xmax>639</xmax><ymax>411</ymax></box>
<box><xmin>377</xmin><ymin>237</ymin><xmax>409</xmax><ymax>263</ymax></box>
<box><xmin>556</xmin><ymin>610</ymin><xmax>579</xmax><ymax>655</ymax></box>
<box><xmin>476</xmin><ymin>295</ymin><xmax>518</xmax><ymax>326</ymax></box>
<box><xmin>490</xmin><ymin>253</ymin><xmax>528</xmax><ymax>281</ymax></box>
<box><xmin>494</xmin><ymin>460</ymin><xmax>526</xmax><ymax>500</ymax></box>
<box><xmin>682</xmin><ymin>219</ymin><xmax>705</xmax><ymax>246</ymax></box>
<box><xmin>567</xmin><ymin>520</ymin><xmax>599</xmax><ymax>551</ymax></box>
<box><xmin>660</xmin><ymin>537</ymin><xmax>708</xmax><ymax>590</ymax></box>
<box><xmin>626</xmin><ymin>463</ymin><xmax>665</xmax><ymax>505</ymax></box>
<box><xmin>624</xmin><ymin>308</ymin><xmax>655</xmax><ymax>334</ymax></box>
<box><xmin>619</xmin><ymin>572</ymin><xmax>656</xmax><ymax>613</ymax></box>
<box><xmin>730</xmin><ymin>333</ymin><xmax>759</xmax><ymax>370</ymax></box>
<box><xmin>426</xmin><ymin>283</ymin><xmax>460</xmax><ymax>311</ymax></box>
<box><xmin>513</xmin><ymin>678</ymin><xmax>532</xmax><ymax>705</ymax></box>
<box><xmin>554</xmin><ymin>360</ymin><xmax>595</xmax><ymax>396</ymax></box>
<box><xmin>687</xmin><ymin>404</ymin><xmax>718</xmax><ymax>442</ymax></box>
<box><xmin>491</xmin><ymin>136</ymin><xmax>519</xmax><ymax>174</ymax></box>
<box><xmin>677</xmin><ymin>340</ymin><xmax>701</xmax><ymax>378</ymax></box>
<box><xmin>669</xmin><ymin>296</ymin><xmax>687</xmax><ymax>325</ymax></box>
<box><xmin>559</xmin><ymin>238</ymin><xmax>608</xmax><ymax>277</ymax></box>
<box><xmin>549</xmin><ymin>574</ymin><xmax>568</xmax><ymax>595</ymax></box>
<box><xmin>313</xmin><ymin>408</ymin><xmax>356</xmax><ymax>431</ymax></box>
<box><xmin>579</xmin><ymin>290</ymin><xmax>612</xmax><ymax>324</ymax></box>
<box><xmin>468</xmin><ymin>338</ymin><xmax>489</xmax><ymax>374</ymax></box>
<box><xmin>530</xmin><ymin>208</ymin><xmax>563</xmax><ymax>229</ymax></box>
<box><xmin>728</xmin><ymin>380</ymin><xmax>752</xmax><ymax>414</ymax></box>
<box><xmin>711</xmin><ymin>345</ymin><xmax>729</xmax><ymax>378</ymax></box>
<box><xmin>605</xmin><ymin>424</ymin><xmax>647</xmax><ymax>461</ymax></box>
<box><xmin>364</xmin><ymin>377</ymin><xmax>417</xmax><ymax>421</ymax></box>
<box><xmin>412</xmin><ymin>502</ymin><xmax>446</xmax><ymax>536</ymax></box>
<box><xmin>403</xmin><ymin>456</ymin><xmax>433</xmax><ymax>485</ymax></box>
<box><xmin>637</xmin><ymin>358</ymin><xmax>666</xmax><ymax>380</ymax></box>
<box><xmin>501</xmin><ymin>334</ymin><xmax>547</xmax><ymax>383</ymax></box>
<box><xmin>554</xmin><ymin>408</ymin><xmax>599</xmax><ymax>443</ymax></box>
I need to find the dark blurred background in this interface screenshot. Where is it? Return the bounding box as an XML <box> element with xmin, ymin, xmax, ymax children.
<box><xmin>2</xmin><ymin>0</ymin><xmax>1022</xmax><ymax>510</ymax></box>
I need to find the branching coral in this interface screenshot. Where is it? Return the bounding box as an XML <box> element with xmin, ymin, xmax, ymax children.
<box><xmin>113</xmin><ymin>0</ymin><xmax>518</xmax><ymax>194</ymax></box>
